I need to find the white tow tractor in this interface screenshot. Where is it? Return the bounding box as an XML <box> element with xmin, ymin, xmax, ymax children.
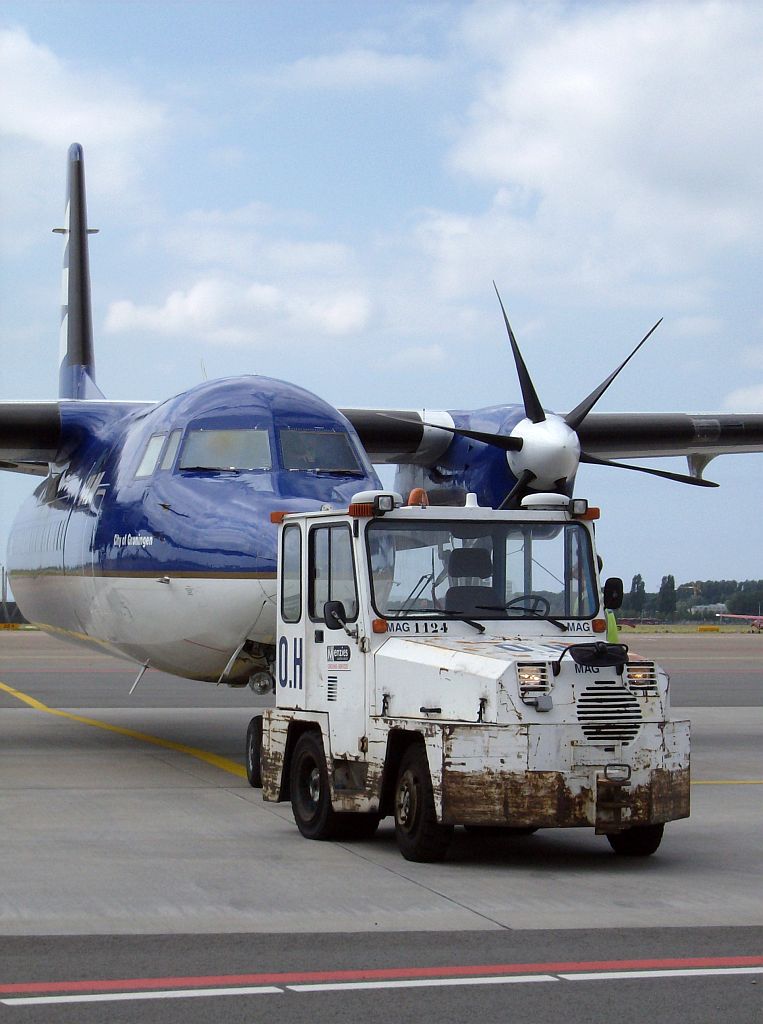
<box><xmin>249</xmin><ymin>490</ymin><xmax>690</xmax><ymax>862</ymax></box>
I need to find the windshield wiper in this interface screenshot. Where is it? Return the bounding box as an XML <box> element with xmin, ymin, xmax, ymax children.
<box><xmin>436</xmin><ymin>611</ymin><xmax>485</xmax><ymax>634</ymax></box>
<box><xmin>289</xmin><ymin>468</ymin><xmax>365</xmax><ymax>476</ymax></box>
<box><xmin>397</xmin><ymin>572</ymin><xmax>434</xmax><ymax>614</ymax></box>
<box><xmin>477</xmin><ymin>604</ymin><xmax>568</xmax><ymax>632</ymax></box>
<box><xmin>179</xmin><ymin>465</ymin><xmax>231</xmax><ymax>474</ymax></box>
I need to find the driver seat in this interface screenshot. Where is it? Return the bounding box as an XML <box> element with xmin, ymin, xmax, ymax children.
<box><xmin>445</xmin><ymin>547</ymin><xmax>492</xmax><ymax>613</ymax></box>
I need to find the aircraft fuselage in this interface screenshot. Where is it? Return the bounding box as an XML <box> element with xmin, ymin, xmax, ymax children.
<box><xmin>8</xmin><ymin>375</ymin><xmax>381</xmax><ymax>682</ymax></box>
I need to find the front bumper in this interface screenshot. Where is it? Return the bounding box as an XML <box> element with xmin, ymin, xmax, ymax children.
<box><xmin>440</xmin><ymin>720</ymin><xmax>690</xmax><ymax>830</ymax></box>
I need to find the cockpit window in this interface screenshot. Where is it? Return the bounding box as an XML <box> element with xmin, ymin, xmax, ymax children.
<box><xmin>279</xmin><ymin>429</ymin><xmax>363</xmax><ymax>474</ymax></box>
<box><xmin>178</xmin><ymin>428</ymin><xmax>272</xmax><ymax>471</ymax></box>
<box><xmin>160</xmin><ymin>429</ymin><xmax>183</xmax><ymax>471</ymax></box>
<box><xmin>135</xmin><ymin>434</ymin><xmax>166</xmax><ymax>478</ymax></box>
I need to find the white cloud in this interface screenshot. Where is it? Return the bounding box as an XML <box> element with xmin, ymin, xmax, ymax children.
<box><xmin>105</xmin><ymin>276</ymin><xmax>370</xmax><ymax>345</ymax></box>
<box><xmin>0</xmin><ymin>27</ymin><xmax>163</xmax><ymax>149</ymax></box>
<box><xmin>740</xmin><ymin>345</ymin><xmax>763</xmax><ymax>370</ymax></box>
<box><xmin>163</xmin><ymin>213</ymin><xmax>353</xmax><ymax>276</ymax></box>
<box><xmin>672</xmin><ymin>316</ymin><xmax>723</xmax><ymax>338</ymax></box>
<box><xmin>0</xmin><ymin>26</ymin><xmax>165</xmax><ymax>255</ymax></box>
<box><xmin>373</xmin><ymin>343</ymin><xmax>446</xmax><ymax>370</ymax></box>
<box><xmin>723</xmin><ymin>385</ymin><xmax>763</xmax><ymax>412</ymax></box>
<box><xmin>417</xmin><ymin>1</ymin><xmax>763</xmax><ymax>307</ymax></box>
<box><xmin>261</xmin><ymin>48</ymin><xmax>439</xmax><ymax>90</ymax></box>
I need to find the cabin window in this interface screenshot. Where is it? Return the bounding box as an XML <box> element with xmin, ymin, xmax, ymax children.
<box><xmin>135</xmin><ymin>434</ymin><xmax>166</xmax><ymax>478</ymax></box>
<box><xmin>279</xmin><ymin>429</ymin><xmax>363</xmax><ymax>474</ymax></box>
<box><xmin>281</xmin><ymin>525</ymin><xmax>302</xmax><ymax>623</ymax></box>
<box><xmin>309</xmin><ymin>524</ymin><xmax>358</xmax><ymax>622</ymax></box>
<box><xmin>160</xmin><ymin>429</ymin><xmax>183</xmax><ymax>471</ymax></box>
<box><xmin>178</xmin><ymin>428</ymin><xmax>272</xmax><ymax>471</ymax></box>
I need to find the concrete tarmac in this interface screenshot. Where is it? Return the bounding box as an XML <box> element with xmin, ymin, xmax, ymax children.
<box><xmin>0</xmin><ymin>630</ymin><xmax>760</xmax><ymax>1021</ymax></box>
<box><xmin>0</xmin><ymin>629</ymin><xmax>760</xmax><ymax>936</ymax></box>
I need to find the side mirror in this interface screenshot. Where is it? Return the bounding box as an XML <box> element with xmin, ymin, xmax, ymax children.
<box><xmin>324</xmin><ymin>600</ymin><xmax>347</xmax><ymax>630</ymax></box>
<box><xmin>603</xmin><ymin>577</ymin><xmax>624</xmax><ymax>610</ymax></box>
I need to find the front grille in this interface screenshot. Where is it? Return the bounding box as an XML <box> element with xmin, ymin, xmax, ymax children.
<box><xmin>576</xmin><ymin>681</ymin><xmax>642</xmax><ymax>744</ymax></box>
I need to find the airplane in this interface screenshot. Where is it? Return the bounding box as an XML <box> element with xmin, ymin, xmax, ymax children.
<box><xmin>2</xmin><ymin>144</ymin><xmax>763</xmax><ymax>691</ymax></box>
<box><xmin>716</xmin><ymin>612</ymin><xmax>763</xmax><ymax>631</ymax></box>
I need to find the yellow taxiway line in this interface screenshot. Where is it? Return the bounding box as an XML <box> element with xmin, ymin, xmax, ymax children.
<box><xmin>0</xmin><ymin>680</ymin><xmax>247</xmax><ymax>780</ymax></box>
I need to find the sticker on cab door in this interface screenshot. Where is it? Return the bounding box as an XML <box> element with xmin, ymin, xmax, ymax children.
<box><xmin>327</xmin><ymin>644</ymin><xmax>351</xmax><ymax>671</ymax></box>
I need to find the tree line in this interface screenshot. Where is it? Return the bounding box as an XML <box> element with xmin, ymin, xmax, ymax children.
<box><xmin>621</xmin><ymin>576</ymin><xmax>763</xmax><ymax>621</ymax></box>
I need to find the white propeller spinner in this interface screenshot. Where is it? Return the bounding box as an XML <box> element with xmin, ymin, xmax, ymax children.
<box><xmin>507</xmin><ymin>414</ymin><xmax>581</xmax><ymax>491</ymax></box>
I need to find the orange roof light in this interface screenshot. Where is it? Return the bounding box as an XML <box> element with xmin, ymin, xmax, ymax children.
<box><xmin>372</xmin><ymin>619</ymin><xmax>388</xmax><ymax>634</ymax></box>
<box><xmin>270</xmin><ymin>511</ymin><xmax>287</xmax><ymax>524</ymax></box>
<box><xmin>592</xmin><ymin>619</ymin><xmax>607</xmax><ymax>633</ymax></box>
<box><xmin>407</xmin><ymin>487</ymin><xmax>429</xmax><ymax>507</ymax></box>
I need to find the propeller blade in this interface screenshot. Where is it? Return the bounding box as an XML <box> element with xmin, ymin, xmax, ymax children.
<box><xmin>419</xmin><ymin>421</ymin><xmax>523</xmax><ymax>452</ymax></box>
<box><xmin>493</xmin><ymin>283</ymin><xmax>546</xmax><ymax>424</ymax></box>
<box><xmin>499</xmin><ymin>468</ymin><xmax>536</xmax><ymax>509</ymax></box>
<box><xmin>565</xmin><ymin>318</ymin><xmax>663</xmax><ymax>431</ymax></box>
<box><xmin>579</xmin><ymin>451</ymin><xmax>718</xmax><ymax>487</ymax></box>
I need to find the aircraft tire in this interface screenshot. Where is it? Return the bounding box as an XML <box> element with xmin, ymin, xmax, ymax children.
<box><xmin>606</xmin><ymin>823</ymin><xmax>664</xmax><ymax>856</ymax></box>
<box><xmin>394</xmin><ymin>744</ymin><xmax>453</xmax><ymax>862</ymax></box>
<box><xmin>290</xmin><ymin>731</ymin><xmax>338</xmax><ymax>840</ymax></box>
<box><xmin>245</xmin><ymin>715</ymin><xmax>263</xmax><ymax>788</ymax></box>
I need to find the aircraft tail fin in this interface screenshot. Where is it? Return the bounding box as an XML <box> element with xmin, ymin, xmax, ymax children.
<box><xmin>55</xmin><ymin>144</ymin><xmax>104</xmax><ymax>399</ymax></box>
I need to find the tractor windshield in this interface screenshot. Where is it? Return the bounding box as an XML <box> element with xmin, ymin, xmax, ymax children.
<box><xmin>366</xmin><ymin>518</ymin><xmax>598</xmax><ymax>621</ymax></box>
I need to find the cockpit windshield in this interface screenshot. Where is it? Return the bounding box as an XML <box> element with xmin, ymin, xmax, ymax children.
<box><xmin>178</xmin><ymin>428</ymin><xmax>272</xmax><ymax>471</ymax></box>
<box><xmin>366</xmin><ymin>519</ymin><xmax>598</xmax><ymax>621</ymax></box>
<box><xmin>279</xmin><ymin>429</ymin><xmax>363</xmax><ymax>474</ymax></box>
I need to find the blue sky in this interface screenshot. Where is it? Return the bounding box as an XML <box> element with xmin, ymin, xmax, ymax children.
<box><xmin>1</xmin><ymin>0</ymin><xmax>762</xmax><ymax>591</ymax></box>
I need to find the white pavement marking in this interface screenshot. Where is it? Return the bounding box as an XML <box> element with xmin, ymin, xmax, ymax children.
<box><xmin>1</xmin><ymin>986</ymin><xmax>283</xmax><ymax>1006</ymax></box>
<box><xmin>4</xmin><ymin>967</ymin><xmax>761</xmax><ymax>1006</ymax></box>
<box><xmin>559</xmin><ymin>967</ymin><xmax>763</xmax><ymax>981</ymax></box>
<box><xmin>288</xmin><ymin>975</ymin><xmax>557</xmax><ymax>992</ymax></box>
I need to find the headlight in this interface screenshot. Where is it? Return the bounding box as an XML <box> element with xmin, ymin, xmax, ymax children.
<box><xmin>517</xmin><ymin>662</ymin><xmax>551</xmax><ymax>704</ymax></box>
<box><xmin>625</xmin><ymin>661</ymin><xmax>659</xmax><ymax>694</ymax></box>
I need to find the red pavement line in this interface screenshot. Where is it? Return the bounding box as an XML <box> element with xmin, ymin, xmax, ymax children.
<box><xmin>2</xmin><ymin>956</ymin><xmax>762</xmax><ymax>996</ymax></box>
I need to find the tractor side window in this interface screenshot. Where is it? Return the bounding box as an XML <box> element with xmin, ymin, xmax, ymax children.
<box><xmin>281</xmin><ymin>525</ymin><xmax>302</xmax><ymax>624</ymax></box>
<box><xmin>135</xmin><ymin>434</ymin><xmax>166</xmax><ymax>478</ymax></box>
<box><xmin>309</xmin><ymin>524</ymin><xmax>358</xmax><ymax>622</ymax></box>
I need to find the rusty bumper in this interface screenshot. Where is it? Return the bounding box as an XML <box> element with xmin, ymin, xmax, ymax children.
<box><xmin>441</xmin><ymin>766</ymin><xmax>690</xmax><ymax>828</ymax></box>
<box><xmin>441</xmin><ymin>718</ymin><xmax>690</xmax><ymax>829</ymax></box>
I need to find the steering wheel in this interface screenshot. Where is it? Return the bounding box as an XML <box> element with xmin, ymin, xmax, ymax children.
<box><xmin>504</xmin><ymin>594</ymin><xmax>551</xmax><ymax>615</ymax></box>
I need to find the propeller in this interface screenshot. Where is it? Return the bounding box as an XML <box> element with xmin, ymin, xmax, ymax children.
<box><xmin>421</xmin><ymin>285</ymin><xmax>719</xmax><ymax>507</ymax></box>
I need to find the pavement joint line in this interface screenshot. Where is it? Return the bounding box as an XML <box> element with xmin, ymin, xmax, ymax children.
<box><xmin>0</xmin><ymin>680</ymin><xmax>247</xmax><ymax>780</ymax></box>
<box><xmin>333</xmin><ymin>840</ymin><xmax>512</xmax><ymax>931</ymax></box>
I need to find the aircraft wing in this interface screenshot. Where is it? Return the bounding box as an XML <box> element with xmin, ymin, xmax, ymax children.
<box><xmin>0</xmin><ymin>400</ymin><xmax>155</xmax><ymax>476</ymax></box>
<box><xmin>0</xmin><ymin>402</ymin><xmax>62</xmax><ymax>475</ymax></box>
<box><xmin>341</xmin><ymin>407</ymin><xmax>763</xmax><ymax>472</ymax></box>
<box><xmin>576</xmin><ymin>412</ymin><xmax>763</xmax><ymax>460</ymax></box>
